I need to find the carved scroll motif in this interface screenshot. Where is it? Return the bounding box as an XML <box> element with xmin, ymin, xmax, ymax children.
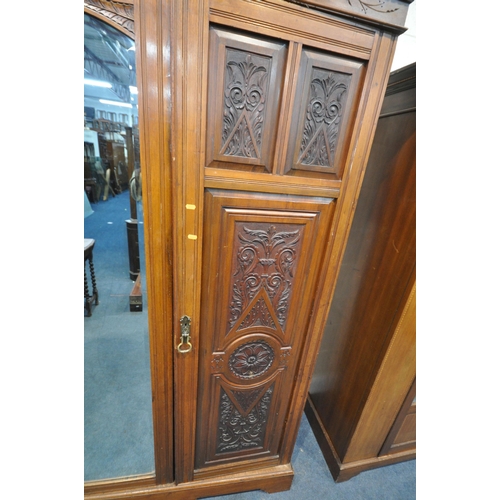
<box><xmin>298</xmin><ymin>70</ymin><xmax>351</xmax><ymax>168</ymax></box>
<box><xmin>347</xmin><ymin>0</ymin><xmax>399</xmax><ymax>14</ymax></box>
<box><xmin>217</xmin><ymin>385</ymin><xmax>274</xmax><ymax>454</ymax></box>
<box><xmin>230</xmin><ymin>388</ymin><xmax>264</xmax><ymax>413</ymax></box>
<box><xmin>84</xmin><ymin>0</ymin><xmax>135</xmax><ymax>38</ymax></box>
<box><xmin>237</xmin><ymin>298</ymin><xmax>276</xmax><ymax>331</ymax></box>
<box><xmin>228</xmin><ymin>224</ymin><xmax>302</xmax><ymax>332</ymax></box>
<box><xmin>220</xmin><ymin>51</ymin><xmax>270</xmax><ymax>159</ymax></box>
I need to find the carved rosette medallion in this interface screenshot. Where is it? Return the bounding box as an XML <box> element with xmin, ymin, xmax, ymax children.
<box><xmin>228</xmin><ymin>224</ymin><xmax>302</xmax><ymax>332</ymax></box>
<box><xmin>217</xmin><ymin>385</ymin><xmax>274</xmax><ymax>454</ymax></box>
<box><xmin>229</xmin><ymin>341</ymin><xmax>275</xmax><ymax>379</ymax></box>
<box><xmin>298</xmin><ymin>70</ymin><xmax>351</xmax><ymax>168</ymax></box>
<box><xmin>220</xmin><ymin>50</ymin><xmax>271</xmax><ymax>159</ymax></box>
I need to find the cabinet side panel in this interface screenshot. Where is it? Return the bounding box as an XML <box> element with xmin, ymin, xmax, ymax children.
<box><xmin>309</xmin><ymin>65</ymin><xmax>416</xmax><ymax>461</ymax></box>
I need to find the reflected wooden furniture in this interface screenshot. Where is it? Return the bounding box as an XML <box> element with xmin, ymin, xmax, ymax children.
<box><xmin>129</xmin><ymin>272</ymin><xmax>143</xmax><ymax>312</ymax></box>
<box><xmin>84</xmin><ymin>160</ymin><xmax>99</xmax><ymax>203</ymax></box>
<box><xmin>84</xmin><ymin>0</ymin><xmax>414</xmax><ymax>498</ymax></box>
<box><xmin>84</xmin><ymin>238</ymin><xmax>99</xmax><ymax>317</ymax></box>
<box><xmin>106</xmin><ymin>141</ymin><xmax>126</xmax><ymax>192</ymax></box>
<box><xmin>305</xmin><ymin>62</ymin><xmax>416</xmax><ymax>482</ymax></box>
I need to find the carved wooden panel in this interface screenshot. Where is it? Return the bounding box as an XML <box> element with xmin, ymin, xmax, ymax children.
<box><xmin>195</xmin><ymin>190</ymin><xmax>335</xmax><ymax>472</ymax></box>
<box><xmin>84</xmin><ymin>0</ymin><xmax>135</xmax><ymax>39</ymax></box>
<box><xmin>283</xmin><ymin>0</ymin><xmax>413</xmax><ymax>28</ymax></box>
<box><xmin>216</xmin><ymin>383</ymin><xmax>275</xmax><ymax>454</ymax></box>
<box><xmin>227</xmin><ymin>223</ymin><xmax>304</xmax><ymax>335</ymax></box>
<box><xmin>206</xmin><ymin>27</ymin><xmax>287</xmax><ymax>172</ymax></box>
<box><xmin>285</xmin><ymin>49</ymin><xmax>364</xmax><ymax>179</ymax></box>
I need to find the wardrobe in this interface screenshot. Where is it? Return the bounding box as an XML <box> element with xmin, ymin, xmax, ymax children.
<box><xmin>305</xmin><ymin>62</ymin><xmax>416</xmax><ymax>482</ymax></box>
<box><xmin>84</xmin><ymin>1</ymin><xmax>414</xmax><ymax>498</ymax></box>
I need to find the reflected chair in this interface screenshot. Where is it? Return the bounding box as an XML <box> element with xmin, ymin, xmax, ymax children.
<box><xmin>84</xmin><ymin>238</ymin><xmax>99</xmax><ymax>316</ymax></box>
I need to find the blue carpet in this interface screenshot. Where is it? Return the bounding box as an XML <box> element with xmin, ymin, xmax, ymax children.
<box><xmin>84</xmin><ymin>193</ymin><xmax>416</xmax><ymax>497</ymax></box>
<box><xmin>84</xmin><ymin>192</ymin><xmax>154</xmax><ymax>481</ymax></box>
<box><xmin>201</xmin><ymin>413</ymin><xmax>416</xmax><ymax>500</ymax></box>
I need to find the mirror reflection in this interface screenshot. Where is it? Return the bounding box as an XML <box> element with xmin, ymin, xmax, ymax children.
<box><xmin>84</xmin><ymin>13</ymin><xmax>154</xmax><ymax>481</ymax></box>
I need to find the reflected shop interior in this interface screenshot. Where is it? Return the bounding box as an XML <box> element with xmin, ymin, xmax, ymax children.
<box><xmin>84</xmin><ymin>13</ymin><xmax>155</xmax><ymax>482</ymax></box>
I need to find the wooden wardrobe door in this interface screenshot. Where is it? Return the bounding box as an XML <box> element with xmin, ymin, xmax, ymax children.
<box><xmin>165</xmin><ymin>0</ymin><xmax>409</xmax><ymax>489</ymax></box>
<box><xmin>206</xmin><ymin>27</ymin><xmax>287</xmax><ymax>172</ymax></box>
<box><xmin>195</xmin><ymin>190</ymin><xmax>334</xmax><ymax>474</ymax></box>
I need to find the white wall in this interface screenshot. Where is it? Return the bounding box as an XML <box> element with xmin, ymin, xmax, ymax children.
<box><xmin>84</xmin><ymin>95</ymin><xmax>139</xmax><ymax>127</ymax></box>
<box><xmin>391</xmin><ymin>1</ymin><xmax>416</xmax><ymax>71</ymax></box>
<box><xmin>84</xmin><ymin>129</ymin><xmax>100</xmax><ymax>157</ymax></box>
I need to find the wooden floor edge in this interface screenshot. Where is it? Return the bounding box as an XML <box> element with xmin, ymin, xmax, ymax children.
<box><xmin>85</xmin><ymin>475</ymin><xmax>157</xmax><ymax>496</ymax></box>
<box><xmin>304</xmin><ymin>395</ymin><xmax>415</xmax><ymax>483</ymax></box>
<box><xmin>84</xmin><ymin>464</ymin><xmax>294</xmax><ymax>499</ymax></box>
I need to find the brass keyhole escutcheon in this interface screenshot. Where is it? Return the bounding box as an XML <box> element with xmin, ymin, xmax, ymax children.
<box><xmin>177</xmin><ymin>315</ymin><xmax>192</xmax><ymax>353</ymax></box>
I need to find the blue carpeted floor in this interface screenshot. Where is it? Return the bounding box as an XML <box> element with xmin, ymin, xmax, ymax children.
<box><xmin>84</xmin><ymin>191</ymin><xmax>155</xmax><ymax>481</ymax></box>
<box><xmin>202</xmin><ymin>413</ymin><xmax>415</xmax><ymax>500</ymax></box>
<box><xmin>84</xmin><ymin>191</ymin><xmax>416</xmax><ymax>497</ymax></box>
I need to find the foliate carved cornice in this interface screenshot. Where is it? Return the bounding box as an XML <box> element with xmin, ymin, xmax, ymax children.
<box><xmin>284</xmin><ymin>0</ymin><xmax>413</xmax><ymax>30</ymax></box>
<box><xmin>347</xmin><ymin>0</ymin><xmax>398</xmax><ymax>14</ymax></box>
<box><xmin>84</xmin><ymin>0</ymin><xmax>135</xmax><ymax>39</ymax></box>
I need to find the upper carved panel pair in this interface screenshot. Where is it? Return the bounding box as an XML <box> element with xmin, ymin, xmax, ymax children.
<box><xmin>206</xmin><ymin>27</ymin><xmax>364</xmax><ymax>181</ymax></box>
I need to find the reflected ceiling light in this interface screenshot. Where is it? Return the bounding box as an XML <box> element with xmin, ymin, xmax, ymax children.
<box><xmin>85</xmin><ymin>79</ymin><xmax>112</xmax><ymax>88</ymax></box>
<box><xmin>99</xmin><ymin>99</ymin><xmax>133</xmax><ymax>108</ymax></box>
<box><xmin>129</xmin><ymin>86</ymin><xmax>138</xmax><ymax>94</ymax></box>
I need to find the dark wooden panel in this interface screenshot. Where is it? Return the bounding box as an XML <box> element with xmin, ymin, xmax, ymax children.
<box><xmin>206</xmin><ymin>26</ymin><xmax>287</xmax><ymax>172</ymax></box>
<box><xmin>393</xmin><ymin>411</ymin><xmax>416</xmax><ymax>447</ymax></box>
<box><xmin>308</xmin><ymin>63</ymin><xmax>415</xmax><ymax>470</ymax></box>
<box><xmin>379</xmin><ymin>377</ymin><xmax>416</xmax><ymax>455</ymax></box>
<box><xmin>195</xmin><ymin>189</ymin><xmax>335</xmax><ymax>473</ymax></box>
<box><xmin>285</xmin><ymin>48</ymin><xmax>364</xmax><ymax>179</ymax></box>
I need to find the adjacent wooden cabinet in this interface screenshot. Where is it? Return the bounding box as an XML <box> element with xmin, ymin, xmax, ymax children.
<box><xmin>305</xmin><ymin>62</ymin><xmax>416</xmax><ymax>482</ymax></box>
<box><xmin>84</xmin><ymin>1</ymin><xmax>414</xmax><ymax>498</ymax></box>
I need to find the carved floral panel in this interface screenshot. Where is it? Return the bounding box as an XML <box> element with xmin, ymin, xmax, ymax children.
<box><xmin>298</xmin><ymin>69</ymin><xmax>351</xmax><ymax>169</ymax></box>
<box><xmin>228</xmin><ymin>223</ymin><xmax>304</xmax><ymax>334</ymax></box>
<box><xmin>207</xmin><ymin>27</ymin><xmax>286</xmax><ymax>170</ymax></box>
<box><xmin>221</xmin><ymin>51</ymin><xmax>271</xmax><ymax>159</ymax></box>
<box><xmin>216</xmin><ymin>385</ymin><xmax>274</xmax><ymax>454</ymax></box>
<box><xmin>286</xmin><ymin>49</ymin><xmax>364</xmax><ymax>178</ymax></box>
<box><xmin>196</xmin><ymin>191</ymin><xmax>335</xmax><ymax>469</ymax></box>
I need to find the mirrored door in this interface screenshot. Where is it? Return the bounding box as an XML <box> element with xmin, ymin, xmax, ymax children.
<box><xmin>84</xmin><ymin>12</ymin><xmax>155</xmax><ymax>482</ymax></box>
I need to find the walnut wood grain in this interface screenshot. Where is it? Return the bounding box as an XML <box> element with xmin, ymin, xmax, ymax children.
<box><xmin>283</xmin><ymin>0</ymin><xmax>414</xmax><ymax>31</ymax></box>
<box><xmin>132</xmin><ymin>0</ymin><xmax>174</xmax><ymax>485</ymax></box>
<box><xmin>206</xmin><ymin>27</ymin><xmax>287</xmax><ymax>171</ymax></box>
<box><xmin>85</xmin><ymin>0</ymin><xmax>411</xmax><ymax>496</ymax></box>
<box><xmin>169</xmin><ymin>0</ymin><xmax>209</xmax><ymax>484</ymax></box>
<box><xmin>284</xmin><ymin>48</ymin><xmax>365</xmax><ymax>179</ymax></box>
<box><xmin>195</xmin><ymin>190</ymin><xmax>335</xmax><ymax>475</ymax></box>
<box><xmin>307</xmin><ymin>62</ymin><xmax>416</xmax><ymax>480</ymax></box>
<box><xmin>210</xmin><ymin>0</ymin><xmax>376</xmax><ymax>60</ymax></box>
<box><xmin>84</xmin><ymin>464</ymin><xmax>294</xmax><ymax>499</ymax></box>
<box><xmin>379</xmin><ymin>378</ymin><xmax>416</xmax><ymax>455</ymax></box>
